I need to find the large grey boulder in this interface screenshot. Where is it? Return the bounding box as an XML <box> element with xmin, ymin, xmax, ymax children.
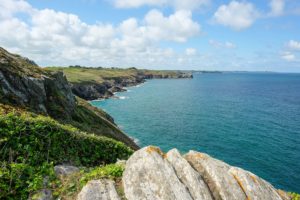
<box><xmin>77</xmin><ymin>179</ymin><xmax>120</xmax><ymax>200</ymax></box>
<box><xmin>123</xmin><ymin>146</ymin><xmax>193</xmax><ymax>200</ymax></box>
<box><xmin>123</xmin><ymin>146</ymin><xmax>286</xmax><ymax>200</ymax></box>
<box><xmin>165</xmin><ymin>149</ymin><xmax>213</xmax><ymax>200</ymax></box>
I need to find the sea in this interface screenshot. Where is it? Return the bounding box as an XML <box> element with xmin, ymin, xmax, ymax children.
<box><xmin>91</xmin><ymin>72</ymin><xmax>300</xmax><ymax>193</ymax></box>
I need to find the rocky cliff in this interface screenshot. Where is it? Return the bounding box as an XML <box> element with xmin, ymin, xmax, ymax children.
<box><xmin>46</xmin><ymin>66</ymin><xmax>193</xmax><ymax>100</ymax></box>
<box><xmin>75</xmin><ymin>146</ymin><xmax>291</xmax><ymax>200</ymax></box>
<box><xmin>0</xmin><ymin>47</ymin><xmax>138</xmax><ymax>150</ymax></box>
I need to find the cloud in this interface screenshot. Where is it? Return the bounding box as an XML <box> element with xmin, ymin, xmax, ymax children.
<box><xmin>0</xmin><ymin>0</ymin><xmax>200</xmax><ymax>67</ymax></box>
<box><xmin>286</xmin><ymin>40</ymin><xmax>300</xmax><ymax>51</ymax></box>
<box><xmin>209</xmin><ymin>40</ymin><xmax>236</xmax><ymax>49</ymax></box>
<box><xmin>144</xmin><ymin>9</ymin><xmax>200</xmax><ymax>42</ymax></box>
<box><xmin>185</xmin><ymin>48</ymin><xmax>197</xmax><ymax>56</ymax></box>
<box><xmin>281</xmin><ymin>51</ymin><xmax>295</xmax><ymax>61</ymax></box>
<box><xmin>212</xmin><ymin>1</ymin><xmax>259</xmax><ymax>30</ymax></box>
<box><xmin>0</xmin><ymin>0</ymin><xmax>32</xmax><ymax>19</ymax></box>
<box><xmin>113</xmin><ymin>0</ymin><xmax>210</xmax><ymax>11</ymax></box>
<box><xmin>269</xmin><ymin>0</ymin><xmax>285</xmax><ymax>16</ymax></box>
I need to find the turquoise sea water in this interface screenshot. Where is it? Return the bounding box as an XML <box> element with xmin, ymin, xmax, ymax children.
<box><xmin>91</xmin><ymin>72</ymin><xmax>300</xmax><ymax>192</ymax></box>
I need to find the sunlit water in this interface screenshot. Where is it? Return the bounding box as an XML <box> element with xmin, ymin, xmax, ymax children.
<box><xmin>91</xmin><ymin>72</ymin><xmax>300</xmax><ymax>192</ymax></box>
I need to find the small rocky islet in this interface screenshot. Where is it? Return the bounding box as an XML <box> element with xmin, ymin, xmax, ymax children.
<box><xmin>0</xmin><ymin>47</ymin><xmax>298</xmax><ymax>199</ymax></box>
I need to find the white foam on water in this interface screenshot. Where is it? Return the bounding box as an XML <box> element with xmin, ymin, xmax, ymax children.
<box><xmin>118</xmin><ymin>96</ymin><xmax>129</xmax><ymax>100</ymax></box>
<box><xmin>130</xmin><ymin>137</ymin><xmax>140</xmax><ymax>145</ymax></box>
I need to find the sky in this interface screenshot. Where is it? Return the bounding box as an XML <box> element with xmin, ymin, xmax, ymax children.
<box><xmin>0</xmin><ymin>0</ymin><xmax>300</xmax><ymax>72</ymax></box>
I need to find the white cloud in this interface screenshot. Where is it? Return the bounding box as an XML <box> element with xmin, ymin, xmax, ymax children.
<box><xmin>144</xmin><ymin>9</ymin><xmax>200</xmax><ymax>42</ymax></box>
<box><xmin>269</xmin><ymin>0</ymin><xmax>285</xmax><ymax>16</ymax></box>
<box><xmin>113</xmin><ymin>0</ymin><xmax>210</xmax><ymax>11</ymax></box>
<box><xmin>0</xmin><ymin>0</ymin><xmax>200</xmax><ymax>67</ymax></box>
<box><xmin>0</xmin><ymin>0</ymin><xmax>32</xmax><ymax>19</ymax></box>
<box><xmin>209</xmin><ymin>40</ymin><xmax>236</xmax><ymax>49</ymax></box>
<box><xmin>114</xmin><ymin>0</ymin><xmax>166</xmax><ymax>8</ymax></box>
<box><xmin>212</xmin><ymin>1</ymin><xmax>259</xmax><ymax>30</ymax></box>
<box><xmin>286</xmin><ymin>40</ymin><xmax>300</xmax><ymax>51</ymax></box>
<box><xmin>185</xmin><ymin>48</ymin><xmax>197</xmax><ymax>56</ymax></box>
<box><xmin>281</xmin><ymin>51</ymin><xmax>295</xmax><ymax>61</ymax></box>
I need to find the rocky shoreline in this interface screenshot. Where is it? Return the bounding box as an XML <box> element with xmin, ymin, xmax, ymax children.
<box><xmin>70</xmin><ymin>73</ymin><xmax>193</xmax><ymax>101</ymax></box>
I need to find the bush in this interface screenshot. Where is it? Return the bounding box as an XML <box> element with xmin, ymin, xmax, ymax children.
<box><xmin>0</xmin><ymin>110</ymin><xmax>133</xmax><ymax>199</ymax></box>
<box><xmin>289</xmin><ymin>192</ymin><xmax>300</xmax><ymax>200</ymax></box>
<box><xmin>0</xmin><ymin>111</ymin><xmax>133</xmax><ymax>167</ymax></box>
<box><xmin>0</xmin><ymin>162</ymin><xmax>56</xmax><ymax>199</ymax></box>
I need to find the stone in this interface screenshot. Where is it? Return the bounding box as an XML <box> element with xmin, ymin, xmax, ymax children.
<box><xmin>165</xmin><ymin>149</ymin><xmax>213</xmax><ymax>200</ymax></box>
<box><xmin>184</xmin><ymin>150</ymin><xmax>247</xmax><ymax>200</ymax></box>
<box><xmin>123</xmin><ymin>146</ymin><xmax>193</xmax><ymax>200</ymax></box>
<box><xmin>229</xmin><ymin>167</ymin><xmax>283</xmax><ymax>200</ymax></box>
<box><xmin>54</xmin><ymin>165</ymin><xmax>79</xmax><ymax>177</ymax></box>
<box><xmin>77</xmin><ymin>179</ymin><xmax>120</xmax><ymax>200</ymax></box>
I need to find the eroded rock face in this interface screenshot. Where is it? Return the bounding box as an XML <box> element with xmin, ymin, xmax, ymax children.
<box><xmin>123</xmin><ymin>146</ymin><xmax>287</xmax><ymax>200</ymax></box>
<box><xmin>77</xmin><ymin>179</ymin><xmax>120</xmax><ymax>200</ymax></box>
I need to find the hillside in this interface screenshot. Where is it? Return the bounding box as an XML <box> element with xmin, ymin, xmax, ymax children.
<box><xmin>0</xmin><ymin>103</ymin><xmax>133</xmax><ymax>199</ymax></box>
<box><xmin>0</xmin><ymin>47</ymin><xmax>138</xmax><ymax>150</ymax></box>
<box><xmin>46</xmin><ymin>66</ymin><xmax>193</xmax><ymax>100</ymax></box>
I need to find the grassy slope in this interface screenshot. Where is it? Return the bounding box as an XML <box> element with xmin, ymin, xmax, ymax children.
<box><xmin>0</xmin><ymin>47</ymin><xmax>138</xmax><ymax>150</ymax></box>
<box><xmin>0</xmin><ymin>103</ymin><xmax>133</xmax><ymax>199</ymax></box>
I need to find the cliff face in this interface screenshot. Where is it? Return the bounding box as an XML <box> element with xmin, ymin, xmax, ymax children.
<box><xmin>0</xmin><ymin>47</ymin><xmax>75</xmax><ymax>117</ymax></box>
<box><xmin>76</xmin><ymin>146</ymin><xmax>291</xmax><ymax>200</ymax></box>
<box><xmin>0</xmin><ymin>47</ymin><xmax>138</xmax><ymax>150</ymax></box>
<box><xmin>71</xmin><ymin>73</ymin><xmax>193</xmax><ymax>100</ymax></box>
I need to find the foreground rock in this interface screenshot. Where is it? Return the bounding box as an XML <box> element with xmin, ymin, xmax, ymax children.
<box><xmin>123</xmin><ymin>146</ymin><xmax>193</xmax><ymax>200</ymax></box>
<box><xmin>123</xmin><ymin>146</ymin><xmax>288</xmax><ymax>200</ymax></box>
<box><xmin>77</xmin><ymin>179</ymin><xmax>120</xmax><ymax>200</ymax></box>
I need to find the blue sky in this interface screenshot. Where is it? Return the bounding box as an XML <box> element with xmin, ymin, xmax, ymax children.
<box><xmin>0</xmin><ymin>0</ymin><xmax>300</xmax><ymax>72</ymax></box>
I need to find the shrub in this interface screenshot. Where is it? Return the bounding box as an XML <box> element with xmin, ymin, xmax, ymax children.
<box><xmin>0</xmin><ymin>111</ymin><xmax>133</xmax><ymax>167</ymax></box>
<box><xmin>0</xmin><ymin>110</ymin><xmax>133</xmax><ymax>199</ymax></box>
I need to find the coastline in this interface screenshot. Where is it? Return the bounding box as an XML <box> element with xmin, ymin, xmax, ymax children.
<box><xmin>71</xmin><ymin>73</ymin><xmax>193</xmax><ymax>101</ymax></box>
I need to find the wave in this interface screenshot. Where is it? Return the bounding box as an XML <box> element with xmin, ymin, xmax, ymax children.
<box><xmin>130</xmin><ymin>137</ymin><xmax>140</xmax><ymax>145</ymax></box>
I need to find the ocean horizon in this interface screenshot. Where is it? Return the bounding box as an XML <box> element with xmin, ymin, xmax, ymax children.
<box><xmin>91</xmin><ymin>72</ymin><xmax>300</xmax><ymax>193</ymax></box>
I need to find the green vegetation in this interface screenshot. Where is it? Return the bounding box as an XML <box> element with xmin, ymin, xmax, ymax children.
<box><xmin>0</xmin><ymin>104</ymin><xmax>133</xmax><ymax>199</ymax></box>
<box><xmin>0</xmin><ymin>47</ymin><xmax>44</xmax><ymax>78</ymax></box>
<box><xmin>46</xmin><ymin>66</ymin><xmax>186</xmax><ymax>84</ymax></box>
<box><xmin>289</xmin><ymin>192</ymin><xmax>300</xmax><ymax>200</ymax></box>
<box><xmin>53</xmin><ymin>164</ymin><xmax>124</xmax><ymax>199</ymax></box>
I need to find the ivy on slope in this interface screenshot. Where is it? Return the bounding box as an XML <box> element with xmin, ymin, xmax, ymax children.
<box><xmin>0</xmin><ymin>104</ymin><xmax>133</xmax><ymax>198</ymax></box>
